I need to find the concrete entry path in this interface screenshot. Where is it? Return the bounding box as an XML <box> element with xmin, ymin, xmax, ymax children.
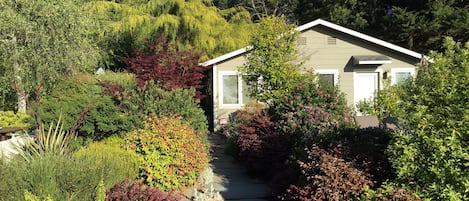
<box><xmin>184</xmin><ymin>134</ymin><xmax>273</xmax><ymax>201</ymax></box>
<box><xmin>209</xmin><ymin>134</ymin><xmax>272</xmax><ymax>201</ymax></box>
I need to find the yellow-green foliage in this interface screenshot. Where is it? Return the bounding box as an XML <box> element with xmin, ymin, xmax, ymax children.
<box><xmin>125</xmin><ymin>116</ymin><xmax>209</xmax><ymax>191</ymax></box>
<box><xmin>24</xmin><ymin>191</ymin><xmax>54</xmax><ymax>201</ymax></box>
<box><xmin>86</xmin><ymin>0</ymin><xmax>254</xmax><ymax>59</ymax></box>
<box><xmin>0</xmin><ymin>111</ymin><xmax>31</xmax><ymax>128</ymax></box>
<box><xmin>74</xmin><ymin>138</ymin><xmax>140</xmax><ymax>189</ymax></box>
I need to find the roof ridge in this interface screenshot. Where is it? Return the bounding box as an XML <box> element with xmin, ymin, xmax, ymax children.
<box><xmin>202</xmin><ymin>19</ymin><xmax>424</xmax><ymax>66</ymax></box>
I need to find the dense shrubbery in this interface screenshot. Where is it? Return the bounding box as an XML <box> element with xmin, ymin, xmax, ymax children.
<box><xmin>283</xmin><ymin>146</ymin><xmax>372</xmax><ymax>200</ymax></box>
<box><xmin>101</xmin><ymin>81</ymin><xmax>208</xmax><ymax>134</ymax></box>
<box><xmin>0</xmin><ymin>152</ymin><xmax>133</xmax><ymax>201</ymax></box>
<box><xmin>74</xmin><ymin>138</ymin><xmax>140</xmax><ymax>186</ymax></box>
<box><xmin>321</xmin><ymin>128</ymin><xmax>394</xmax><ymax>185</ymax></box>
<box><xmin>125</xmin><ymin>116</ymin><xmax>209</xmax><ymax>191</ymax></box>
<box><xmin>387</xmin><ymin>39</ymin><xmax>469</xmax><ymax>200</ymax></box>
<box><xmin>106</xmin><ymin>179</ymin><xmax>181</xmax><ymax>201</ymax></box>
<box><xmin>269</xmin><ymin>74</ymin><xmax>354</xmax><ymax>143</ymax></box>
<box><xmin>38</xmin><ymin>73</ymin><xmax>139</xmax><ymax>140</ymax></box>
<box><xmin>0</xmin><ymin>110</ymin><xmax>31</xmax><ymax>128</ymax></box>
<box><xmin>236</xmin><ymin>114</ymin><xmax>291</xmax><ymax>178</ymax></box>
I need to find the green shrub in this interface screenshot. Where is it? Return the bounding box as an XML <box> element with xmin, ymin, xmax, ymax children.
<box><xmin>0</xmin><ymin>110</ymin><xmax>31</xmax><ymax>128</ymax></box>
<box><xmin>0</xmin><ymin>153</ymin><xmax>128</xmax><ymax>201</ymax></box>
<box><xmin>125</xmin><ymin>116</ymin><xmax>209</xmax><ymax>191</ymax></box>
<box><xmin>19</xmin><ymin>116</ymin><xmax>73</xmax><ymax>161</ymax></box>
<box><xmin>37</xmin><ymin>73</ymin><xmax>139</xmax><ymax>140</ymax></box>
<box><xmin>121</xmin><ymin>81</ymin><xmax>208</xmax><ymax>134</ymax></box>
<box><xmin>360</xmin><ymin>183</ymin><xmax>422</xmax><ymax>201</ymax></box>
<box><xmin>355</xmin><ymin>79</ymin><xmax>405</xmax><ymax>120</ymax></box>
<box><xmin>73</xmin><ymin>139</ymin><xmax>140</xmax><ymax>188</ymax></box>
<box><xmin>0</xmin><ymin>129</ymin><xmax>138</xmax><ymax>200</ymax></box>
<box><xmin>388</xmin><ymin>38</ymin><xmax>469</xmax><ymax>200</ymax></box>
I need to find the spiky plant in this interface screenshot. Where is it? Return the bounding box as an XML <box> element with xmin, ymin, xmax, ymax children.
<box><xmin>19</xmin><ymin>115</ymin><xmax>74</xmax><ymax>161</ymax></box>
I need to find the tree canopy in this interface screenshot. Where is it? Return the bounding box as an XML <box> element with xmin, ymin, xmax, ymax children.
<box><xmin>85</xmin><ymin>0</ymin><xmax>255</xmax><ymax>70</ymax></box>
<box><xmin>0</xmin><ymin>0</ymin><xmax>103</xmax><ymax>111</ymax></box>
<box><xmin>239</xmin><ymin>16</ymin><xmax>302</xmax><ymax>102</ymax></box>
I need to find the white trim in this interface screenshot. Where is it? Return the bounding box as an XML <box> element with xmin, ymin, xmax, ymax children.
<box><xmin>390</xmin><ymin>68</ymin><xmax>416</xmax><ymax>85</ymax></box>
<box><xmin>314</xmin><ymin>69</ymin><xmax>339</xmax><ymax>86</ymax></box>
<box><xmin>218</xmin><ymin>71</ymin><xmax>245</xmax><ymax>107</ymax></box>
<box><xmin>202</xmin><ymin>19</ymin><xmax>426</xmax><ymax>66</ymax></box>
<box><xmin>202</xmin><ymin>47</ymin><xmax>250</xmax><ymax>66</ymax></box>
<box><xmin>298</xmin><ymin>19</ymin><xmax>423</xmax><ymax>60</ymax></box>
<box><xmin>212</xmin><ymin>65</ymin><xmax>218</xmax><ymax>127</ymax></box>
<box><xmin>356</xmin><ymin>60</ymin><xmax>392</xmax><ymax>65</ymax></box>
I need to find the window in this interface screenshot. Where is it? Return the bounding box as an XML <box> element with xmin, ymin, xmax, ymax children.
<box><xmin>315</xmin><ymin>69</ymin><xmax>339</xmax><ymax>88</ymax></box>
<box><xmin>219</xmin><ymin>71</ymin><xmax>253</xmax><ymax>106</ymax></box>
<box><xmin>390</xmin><ymin>68</ymin><xmax>415</xmax><ymax>84</ymax></box>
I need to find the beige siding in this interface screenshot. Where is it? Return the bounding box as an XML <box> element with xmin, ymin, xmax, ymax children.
<box><xmin>212</xmin><ymin>27</ymin><xmax>419</xmax><ymax>128</ymax></box>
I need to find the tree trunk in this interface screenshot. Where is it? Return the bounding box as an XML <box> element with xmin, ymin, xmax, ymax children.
<box><xmin>13</xmin><ymin>62</ymin><xmax>26</xmax><ymax>113</ymax></box>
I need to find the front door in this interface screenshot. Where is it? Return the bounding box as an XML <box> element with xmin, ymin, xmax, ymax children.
<box><xmin>354</xmin><ymin>72</ymin><xmax>379</xmax><ymax>108</ymax></box>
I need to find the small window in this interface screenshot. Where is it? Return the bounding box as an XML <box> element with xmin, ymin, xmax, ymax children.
<box><xmin>318</xmin><ymin>74</ymin><xmax>335</xmax><ymax>88</ymax></box>
<box><xmin>391</xmin><ymin>68</ymin><xmax>415</xmax><ymax>84</ymax></box>
<box><xmin>315</xmin><ymin>69</ymin><xmax>339</xmax><ymax>87</ymax></box>
<box><xmin>219</xmin><ymin>72</ymin><xmax>253</xmax><ymax>106</ymax></box>
<box><xmin>222</xmin><ymin>75</ymin><xmax>239</xmax><ymax>104</ymax></box>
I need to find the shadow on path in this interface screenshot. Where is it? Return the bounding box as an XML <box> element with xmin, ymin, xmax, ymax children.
<box><xmin>208</xmin><ymin>134</ymin><xmax>272</xmax><ymax>201</ymax></box>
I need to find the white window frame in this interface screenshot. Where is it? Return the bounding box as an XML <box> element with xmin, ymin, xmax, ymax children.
<box><xmin>314</xmin><ymin>69</ymin><xmax>339</xmax><ymax>86</ymax></box>
<box><xmin>390</xmin><ymin>68</ymin><xmax>415</xmax><ymax>85</ymax></box>
<box><xmin>218</xmin><ymin>71</ymin><xmax>245</xmax><ymax>107</ymax></box>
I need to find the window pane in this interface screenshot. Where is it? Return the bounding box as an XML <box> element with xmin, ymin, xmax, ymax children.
<box><xmin>319</xmin><ymin>74</ymin><xmax>334</xmax><ymax>88</ymax></box>
<box><xmin>395</xmin><ymin>72</ymin><xmax>411</xmax><ymax>83</ymax></box>
<box><xmin>242</xmin><ymin>79</ymin><xmax>254</xmax><ymax>104</ymax></box>
<box><xmin>223</xmin><ymin>75</ymin><xmax>239</xmax><ymax>104</ymax></box>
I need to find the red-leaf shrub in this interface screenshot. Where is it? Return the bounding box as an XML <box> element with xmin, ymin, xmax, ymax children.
<box><xmin>236</xmin><ymin>114</ymin><xmax>291</xmax><ymax>179</ymax></box>
<box><xmin>323</xmin><ymin>128</ymin><xmax>394</xmax><ymax>186</ymax></box>
<box><xmin>283</xmin><ymin>146</ymin><xmax>372</xmax><ymax>200</ymax></box>
<box><xmin>126</xmin><ymin>36</ymin><xmax>209</xmax><ymax>99</ymax></box>
<box><xmin>106</xmin><ymin>179</ymin><xmax>181</xmax><ymax>201</ymax></box>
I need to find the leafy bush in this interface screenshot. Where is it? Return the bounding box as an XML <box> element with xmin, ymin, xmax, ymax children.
<box><xmin>269</xmin><ymin>74</ymin><xmax>354</xmax><ymax>145</ymax></box>
<box><xmin>38</xmin><ymin>74</ymin><xmax>139</xmax><ymax>140</ymax></box>
<box><xmin>105</xmin><ymin>179</ymin><xmax>181</xmax><ymax>201</ymax></box>
<box><xmin>360</xmin><ymin>183</ymin><xmax>422</xmax><ymax>201</ymax></box>
<box><xmin>236</xmin><ymin>114</ymin><xmax>291</xmax><ymax>178</ymax></box>
<box><xmin>321</xmin><ymin>128</ymin><xmax>394</xmax><ymax>186</ymax></box>
<box><xmin>388</xmin><ymin>38</ymin><xmax>469</xmax><ymax>200</ymax></box>
<box><xmin>0</xmin><ymin>110</ymin><xmax>31</xmax><ymax>128</ymax></box>
<box><xmin>125</xmin><ymin>116</ymin><xmax>209</xmax><ymax>191</ymax></box>
<box><xmin>355</xmin><ymin>79</ymin><xmax>404</xmax><ymax>120</ymax></box>
<box><xmin>282</xmin><ymin>146</ymin><xmax>372</xmax><ymax>200</ymax></box>
<box><xmin>232</xmin><ymin>102</ymin><xmax>265</xmax><ymax>124</ymax></box>
<box><xmin>102</xmin><ymin>81</ymin><xmax>208</xmax><ymax>134</ymax></box>
<box><xmin>74</xmin><ymin>139</ymin><xmax>140</xmax><ymax>188</ymax></box>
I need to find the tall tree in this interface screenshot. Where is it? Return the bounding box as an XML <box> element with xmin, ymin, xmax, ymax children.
<box><xmin>212</xmin><ymin>0</ymin><xmax>298</xmax><ymax>22</ymax></box>
<box><xmin>86</xmin><ymin>0</ymin><xmax>255</xmax><ymax>70</ymax></box>
<box><xmin>0</xmin><ymin>0</ymin><xmax>103</xmax><ymax>111</ymax></box>
<box><xmin>239</xmin><ymin>16</ymin><xmax>302</xmax><ymax>102</ymax></box>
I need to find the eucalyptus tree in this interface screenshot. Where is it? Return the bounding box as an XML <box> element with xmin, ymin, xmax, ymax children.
<box><xmin>0</xmin><ymin>0</ymin><xmax>103</xmax><ymax>112</ymax></box>
<box><xmin>85</xmin><ymin>0</ymin><xmax>255</xmax><ymax>70</ymax></box>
